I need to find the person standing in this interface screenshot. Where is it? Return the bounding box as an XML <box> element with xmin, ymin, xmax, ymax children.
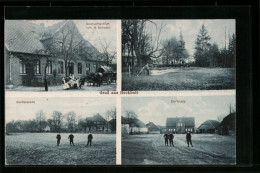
<box><xmin>186</xmin><ymin>132</ymin><xmax>193</xmax><ymax>147</ymax></box>
<box><xmin>169</xmin><ymin>133</ymin><xmax>174</xmax><ymax>147</ymax></box>
<box><xmin>56</xmin><ymin>133</ymin><xmax>61</xmax><ymax>146</ymax></box>
<box><xmin>87</xmin><ymin>133</ymin><xmax>93</xmax><ymax>146</ymax></box>
<box><xmin>68</xmin><ymin>133</ymin><xmax>75</xmax><ymax>146</ymax></box>
<box><xmin>164</xmin><ymin>133</ymin><xmax>169</xmax><ymax>146</ymax></box>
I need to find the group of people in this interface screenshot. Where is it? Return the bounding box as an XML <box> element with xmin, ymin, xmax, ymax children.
<box><xmin>56</xmin><ymin>133</ymin><xmax>93</xmax><ymax>147</ymax></box>
<box><xmin>62</xmin><ymin>74</ymin><xmax>81</xmax><ymax>89</ymax></box>
<box><xmin>163</xmin><ymin>132</ymin><xmax>193</xmax><ymax>147</ymax></box>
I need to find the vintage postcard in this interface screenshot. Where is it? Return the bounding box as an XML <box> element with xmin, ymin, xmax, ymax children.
<box><xmin>5</xmin><ymin>20</ymin><xmax>117</xmax><ymax>91</ymax></box>
<box><xmin>122</xmin><ymin>19</ymin><xmax>236</xmax><ymax>91</ymax></box>
<box><xmin>121</xmin><ymin>95</ymin><xmax>236</xmax><ymax>165</ymax></box>
<box><xmin>5</xmin><ymin>97</ymin><xmax>116</xmax><ymax>165</ymax></box>
<box><xmin>4</xmin><ymin>18</ymin><xmax>237</xmax><ymax>166</ymax></box>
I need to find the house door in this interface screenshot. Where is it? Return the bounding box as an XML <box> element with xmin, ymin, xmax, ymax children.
<box><xmin>176</xmin><ymin>122</ymin><xmax>185</xmax><ymax>134</ymax></box>
<box><xmin>68</xmin><ymin>63</ymin><xmax>74</xmax><ymax>75</ymax></box>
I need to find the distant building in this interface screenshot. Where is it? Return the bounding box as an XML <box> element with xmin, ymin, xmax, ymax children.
<box><xmin>218</xmin><ymin>113</ymin><xmax>235</xmax><ymax>135</ymax></box>
<box><xmin>43</xmin><ymin>125</ymin><xmax>51</xmax><ymax>132</ymax></box>
<box><xmin>86</xmin><ymin>114</ymin><xmax>107</xmax><ymax>132</ymax></box>
<box><xmin>131</xmin><ymin>119</ymin><xmax>148</xmax><ymax>134</ymax></box>
<box><xmin>157</xmin><ymin>125</ymin><xmax>167</xmax><ymax>134</ymax></box>
<box><xmin>122</xmin><ymin>124</ymin><xmax>130</xmax><ymax>134</ymax></box>
<box><xmin>166</xmin><ymin>117</ymin><xmax>195</xmax><ymax>134</ymax></box>
<box><xmin>146</xmin><ymin>122</ymin><xmax>160</xmax><ymax>134</ymax></box>
<box><xmin>122</xmin><ymin>116</ymin><xmax>148</xmax><ymax>134</ymax></box>
<box><xmin>197</xmin><ymin>120</ymin><xmax>220</xmax><ymax>134</ymax></box>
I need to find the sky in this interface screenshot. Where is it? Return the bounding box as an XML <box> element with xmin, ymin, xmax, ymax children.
<box><xmin>145</xmin><ymin>19</ymin><xmax>236</xmax><ymax>58</ymax></box>
<box><xmin>27</xmin><ymin>20</ymin><xmax>117</xmax><ymax>54</ymax></box>
<box><xmin>122</xmin><ymin>95</ymin><xmax>236</xmax><ymax>127</ymax></box>
<box><xmin>27</xmin><ymin>19</ymin><xmax>235</xmax><ymax>59</ymax></box>
<box><xmin>5</xmin><ymin>97</ymin><xmax>116</xmax><ymax>122</ymax></box>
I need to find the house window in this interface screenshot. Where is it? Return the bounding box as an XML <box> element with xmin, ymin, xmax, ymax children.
<box><xmin>46</xmin><ymin>61</ymin><xmax>52</xmax><ymax>74</ymax></box>
<box><xmin>58</xmin><ymin>61</ymin><xmax>64</xmax><ymax>74</ymax></box>
<box><xmin>19</xmin><ymin>59</ymin><xmax>27</xmax><ymax>74</ymax></box>
<box><xmin>177</xmin><ymin>123</ymin><xmax>183</xmax><ymax>127</ymax></box>
<box><xmin>78</xmin><ymin>63</ymin><xmax>82</xmax><ymax>74</ymax></box>
<box><xmin>68</xmin><ymin>63</ymin><xmax>74</xmax><ymax>75</ymax></box>
<box><xmin>34</xmin><ymin>60</ymin><xmax>40</xmax><ymax>74</ymax></box>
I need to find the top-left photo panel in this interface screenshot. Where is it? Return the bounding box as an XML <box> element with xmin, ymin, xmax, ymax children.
<box><xmin>5</xmin><ymin>20</ymin><xmax>117</xmax><ymax>92</ymax></box>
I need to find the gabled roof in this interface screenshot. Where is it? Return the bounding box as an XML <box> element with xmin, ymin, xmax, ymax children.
<box><xmin>46</xmin><ymin>20</ymin><xmax>102</xmax><ymax>61</ymax></box>
<box><xmin>5</xmin><ymin>20</ymin><xmax>105</xmax><ymax>62</ymax></box>
<box><xmin>166</xmin><ymin>117</ymin><xmax>195</xmax><ymax>127</ymax></box>
<box><xmin>146</xmin><ymin>122</ymin><xmax>160</xmax><ymax>131</ymax></box>
<box><xmin>197</xmin><ymin>120</ymin><xmax>220</xmax><ymax>130</ymax></box>
<box><xmin>5</xmin><ymin>20</ymin><xmax>47</xmax><ymax>55</ymax></box>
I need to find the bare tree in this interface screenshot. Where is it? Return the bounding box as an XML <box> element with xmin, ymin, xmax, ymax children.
<box><xmin>122</xmin><ymin>20</ymin><xmax>164</xmax><ymax>67</ymax></box>
<box><xmin>41</xmin><ymin>21</ymin><xmax>87</xmax><ymax>77</ymax></box>
<box><xmin>105</xmin><ymin>107</ymin><xmax>117</xmax><ymax>132</ymax></box>
<box><xmin>124</xmin><ymin>110</ymin><xmax>138</xmax><ymax>133</ymax></box>
<box><xmin>66</xmin><ymin>111</ymin><xmax>77</xmax><ymax>133</ymax></box>
<box><xmin>100</xmin><ymin>40</ymin><xmax>117</xmax><ymax>65</ymax></box>
<box><xmin>35</xmin><ymin>110</ymin><xmax>47</xmax><ymax>133</ymax></box>
<box><xmin>51</xmin><ymin>111</ymin><xmax>63</xmax><ymax>132</ymax></box>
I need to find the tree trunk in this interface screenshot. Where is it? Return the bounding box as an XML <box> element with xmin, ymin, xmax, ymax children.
<box><xmin>44</xmin><ymin>62</ymin><xmax>48</xmax><ymax>91</ymax></box>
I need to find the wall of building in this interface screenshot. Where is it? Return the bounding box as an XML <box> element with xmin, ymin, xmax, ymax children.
<box><xmin>122</xmin><ymin>124</ymin><xmax>130</xmax><ymax>134</ymax></box>
<box><xmin>167</xmin><ymin>126</ymin><xmax>195</xmax><ymax>134</ymax></box>
<box><xmin>6</xmin><ymin>52</ymin><xmax>107</xmax><ymax>87</ymax></box>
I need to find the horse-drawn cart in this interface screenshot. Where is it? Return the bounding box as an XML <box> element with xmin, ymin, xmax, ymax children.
<box><xmin>97</xmin><ymin>66</ymin><xmax>117</xmax><ymax>85</ymax></box>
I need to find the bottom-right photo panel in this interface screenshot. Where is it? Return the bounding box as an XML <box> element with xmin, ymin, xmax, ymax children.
<box><xmin>121</xmin><ymin>95</ymin><xmax>236</xmax><ymax>165</ymax></box>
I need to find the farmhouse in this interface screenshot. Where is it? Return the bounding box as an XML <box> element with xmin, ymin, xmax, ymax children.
<box><xmin>86</xmin><ymin>114</ymin><xmax>107</xmax><ymax>132</ymax></box>
<box><xmin>218</xmin><ymin>113</ymin><xmax>235</xmax><ymax>135</ymax></box>
<box><xmin>146</xmin><ymin>122</ymin><xmax>160</xmax><ymax>134</ymax></box>
<box><xmin>122</xmin><ymin>116</ymin><xmax>148</xmax><ymax>134</ymax></box>
<box><xmin>131</xmin><ymin>119</ymin><xmax>148</xmax><ymax>134</ymax></box>
<box><xmin>43</xmin><ymin>125</ymin><xmax>51</xmax><ymax>132</ymax></box>
<box><xmin>5</xmin><ymin>20</ymin><xmax>107</xmax><ymax>87</ymax></box>
<box><xmin>197</xmin><ymin>120</ymin><xmax>220</xmax><ymax>134</ymax></box>
<box><xmin>166</xmin><ymin>117</ymin><xmax>195</xmax><ymax>134</ymax></box>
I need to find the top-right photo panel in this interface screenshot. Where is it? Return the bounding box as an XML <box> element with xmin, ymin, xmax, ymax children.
<box><xmin>122</xmin><ymin>19</ymin><xmax>235</xmax><ymax>91</ymax></box>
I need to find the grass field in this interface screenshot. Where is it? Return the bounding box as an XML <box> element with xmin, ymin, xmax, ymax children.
<box><xmin>122</xmin><ymin>134</ymin><xmax>236</xmax><ymax>165</ymax></box>
<box><xmin>122</xmin><ymin>67</ymin><xmax>235</xmax><ymax>90</ymax></box>
<box><xmin>5</xmin><ymin>133</ymin><xmax>116</xmax><ymax>165</ymax></box>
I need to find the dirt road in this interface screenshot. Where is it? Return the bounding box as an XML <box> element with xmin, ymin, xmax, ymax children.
<box><xmin>122</xmin><ymin>134</ymin><xmax>235</xmax><ymax>165</ymax></box>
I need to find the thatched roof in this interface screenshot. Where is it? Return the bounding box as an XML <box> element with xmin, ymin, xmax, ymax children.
<box><xmin>197</xmin><ymin>120</ymin><xmax>220</xmax><ymax>130</ymax></box>
<box><xmin>86</xmin><ymin>114</ymin><xmax>106</xmax><ymax>122</ymax></box>
<box><xmin>219</xmin><ymin>113</ymin><xmax>235</xmax><ymax>130</ymax></box>
<box><xmin>146</xmin><ymin>122</ymin><xmax>160</xmax><ymax>131</ymax></box>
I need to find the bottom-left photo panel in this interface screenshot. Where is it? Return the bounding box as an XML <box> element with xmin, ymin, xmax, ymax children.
<box><xmin>5</xmin><ymin>97</ymin><xmax>116</xmax><ymax>165</ymax></box>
